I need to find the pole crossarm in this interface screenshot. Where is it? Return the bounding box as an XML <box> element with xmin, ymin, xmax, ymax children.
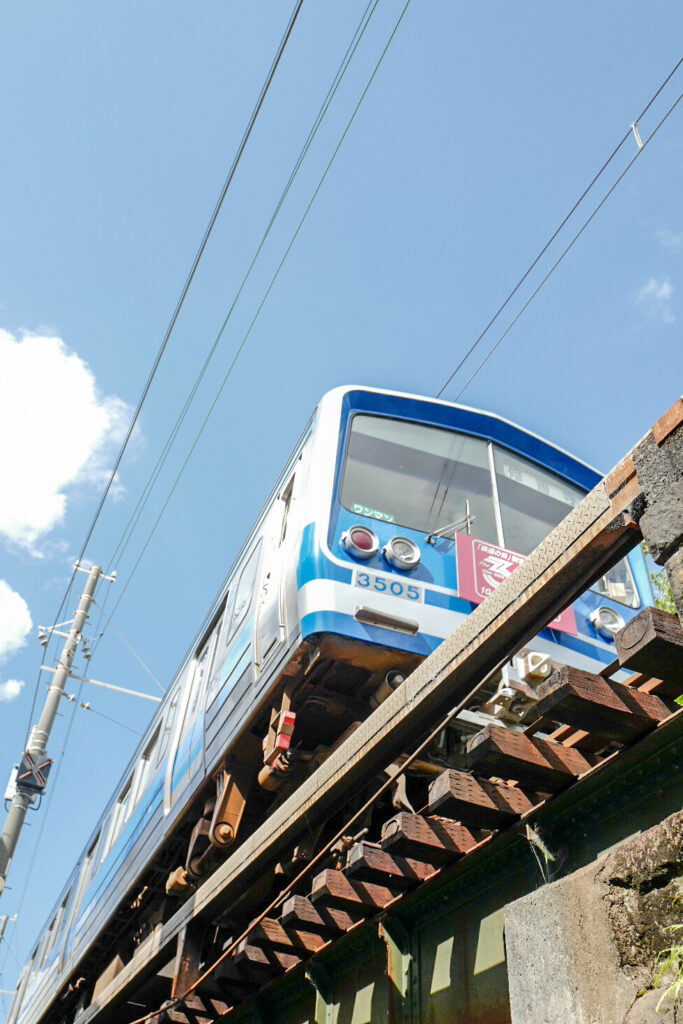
<box><xmin>41</xmin><ymin>666</ymin><xmax>162</xmax><ymax>704</ymax></box>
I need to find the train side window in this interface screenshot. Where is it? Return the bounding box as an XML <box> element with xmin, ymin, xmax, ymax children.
<box><xmin>44</xmin><ymin>891</ymin><xmax>70</xmax><ymax>960</ymax></box>
<box><xmin>72</xmin><ymin>831</ymin><xmax>101</xmax><ymax>915</ymax></box>
<box><xmin>156</xmin><ymin>688</ymin><xmax>180</xmax><ymax>767</ymax></box>
<box><xmin>105</xmin><ymin>778</ymin><xmax>132</xmax><ymax>853</ymax></box>
<box><xmin>189</xmin><ymin>629</ymin><xmax>218</xmax><ymax>719</ymax></box>
<box><xmin>27</xmin><ymin>945</ymin><xmax>39</xmax><ymax>980</ymax></box>
<box><xmin>35</xmin><ymin>928</ymin><xmax>51</xmax><ymax>971</ymax></box>
<box><xmin>228</xmin><ymin>542</ymin><xmax>262</xmax><ymax>640</ymax></box>
<box><xmin>132</xmin><ymin>725</ymin><xmax>161</xmax><ymax>807</ymax></box>
<box><xmin>175</xmin><ymin>619</ymin><xmax>222</xmax><ymax>750</ymax></box>
<box><xmin>591</xmin><ymin>558</ymin><xmax>640</xmax><ymax>608</ymax></box>
<box><xmin>223</xmin><ymin>589</ymin><xmax>234</xmax><ymax>646</ymax></box>
<box><xmin>39</xmin><ymin>919</ymin><xmax>56</xmax><ymax>969</ymax></box>
<box><xmin>279</xmin><ymin>476</ymin><xmax>295</xmax><ymax>546</ymax></box>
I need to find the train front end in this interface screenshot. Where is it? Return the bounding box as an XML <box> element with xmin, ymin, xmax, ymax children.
<box><xmin>296</xmin><ymin>386</ymin><xmax>650</xmax><ymax>726</ymax></box>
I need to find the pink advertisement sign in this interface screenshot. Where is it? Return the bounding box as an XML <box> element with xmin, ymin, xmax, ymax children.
<box><xmin>455</xmin><ymin>533</ymin><xmax>577</xmax><ymax>635</ymax></box>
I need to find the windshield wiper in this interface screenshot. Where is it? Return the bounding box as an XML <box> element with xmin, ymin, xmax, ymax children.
<box><xmin>426</xmin><ymin>501</ymin><xmax>475</xmax><ymax>545</ymax></box>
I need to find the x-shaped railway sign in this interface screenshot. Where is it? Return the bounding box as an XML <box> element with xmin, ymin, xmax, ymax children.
<box><xmin>16</xmin><ymin>752</ymin><xmax>53</xmax><ymax>794</ymax></box>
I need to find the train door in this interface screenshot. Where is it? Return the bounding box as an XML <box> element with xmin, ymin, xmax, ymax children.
<box><xmin>255</xmin><ymin>476</ymin><xmax>294</xmax><ymax>671</ymax></box>
<box><xmin>168</xmin><ymin>635</ymin><xmax>215</xmax><ymax>803</ymax></box>
<box><xmin>186</xmin><ymin>620</ymin><xmax>222</xmax><ymax>784</ymax></box>
<box><xmin>60</xmin><ymin>830</ymin><xmax>100</xmax><ymax>966</ymax></box>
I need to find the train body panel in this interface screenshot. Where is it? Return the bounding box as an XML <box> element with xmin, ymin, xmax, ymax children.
<box><xmin>10</xmin><ymin>387</ymin><xmax>652</xmax><ymax>1024</ymax></box>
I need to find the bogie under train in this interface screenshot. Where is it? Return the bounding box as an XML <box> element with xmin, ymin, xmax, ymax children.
<box><xmin>9</xmin><ymin>386</ymin><xmax>651</xmax><ymax>1024</ymax></box>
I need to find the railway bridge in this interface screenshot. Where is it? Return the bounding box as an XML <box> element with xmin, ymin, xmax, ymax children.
<box><xmin>42</xmin><ymin>398</ymin><xmax>683</xmax><ymax>1023</ymax></box>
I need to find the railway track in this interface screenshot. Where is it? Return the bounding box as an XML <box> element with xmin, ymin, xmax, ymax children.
<box><xmin>62</xmin><ymin>396</ymin><xmax>683</xmax><ymax>1024</ymax></box>
<box><xmin>146</xmin><ymin>608</ymin><xmax>683</xmax><ymax>1024</ymax></box>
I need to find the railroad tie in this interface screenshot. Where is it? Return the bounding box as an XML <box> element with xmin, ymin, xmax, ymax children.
<box><xmin>245</xmin><ymin>917</ymin><xmax>327</xmax><ymax>955</ymax></box>
<box><xmin>380</xmin><ymin>812</ymin><xmax>486</xmax><ymax>865</ymax></box>
<box><xmin>279</xmin><ymin>893</ymin><xmax>359</xmax><ymax>935</ymax></box>
<box><xmin>466</xmin><ymin>724</ymin><xmax>592</xmax><ymax>792</ymax></box>
<box><xmin>234</xmin><ymin>938</ymin><xmax>301</xmax><ymax>978</ymax></box>
<box><xmin>614</xmin><ymin>607</ymin><xmax>683</xmax><ymax>692</ymax></box>
<box><xmin>345</xmin><ymin>840</ymin><xmax>437</xmax><ymax>890</ymax></box>
<box><xmin>427</xmin><ymin>768</ymin><xmax>537</xmax><ymax>830</ymax></box>
<box><xmin>310</xmin><ymin>868</ymin><xmax>398</xmax><ymax>913</ymax></box>
<box><xmin>535</xmin><ymin>665</ymin><xmax>676</xmax><ymax>743</ymax></box>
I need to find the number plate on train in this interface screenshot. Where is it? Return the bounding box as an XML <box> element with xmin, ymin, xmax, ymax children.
<box><xmin>353</xmin><ymin>571</ymin><xmax>423</xmax><ymax>602</ymax></box>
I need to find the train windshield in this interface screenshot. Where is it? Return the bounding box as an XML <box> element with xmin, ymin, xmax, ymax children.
<box><xmin>340</xmin><ymin>415</ymin><xmax>583</xmax><ymax>554</ymax></box>
<box><xmin>492</xmin><ymin>446</ymin><xmax>583</xmax><ymax>554</ymax></box>
<box><xmin>341</xmin><ymin>415</ymin><xmax>498</xmax><ymax>541</ymax></box>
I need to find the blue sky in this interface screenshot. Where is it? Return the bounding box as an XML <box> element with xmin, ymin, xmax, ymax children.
<box><xmin>0</xmin><ymin>0</ymin><xmax>682</xmax><ymax>1007</ymax></box>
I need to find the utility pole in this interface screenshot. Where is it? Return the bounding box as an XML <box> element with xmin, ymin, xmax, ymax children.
<box><xmin>0</xmin><ymin>564</ymin><xmax>103</xmax><ymax>898</ymax></box>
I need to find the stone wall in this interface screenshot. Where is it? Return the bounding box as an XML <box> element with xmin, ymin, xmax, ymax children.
<box><xmin>505</xmin><ymin>810</ymin><xmax>683</xmax><ymax>1024</ymax></box>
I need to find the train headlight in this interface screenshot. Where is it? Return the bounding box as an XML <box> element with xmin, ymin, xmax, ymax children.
<box><xmin>589</xmin><ymin>605</ymin><xmax>626</xmax><ymax>639</ymax></box>
<box><xmin>383</xmin><ymin>536</ymin><xmax>420</xmax><ymax>571</ymax></box>
<box><xmin>342</xmin><ymin>525</ymin><xmax>379</xmax><ymax>559</ymax></box>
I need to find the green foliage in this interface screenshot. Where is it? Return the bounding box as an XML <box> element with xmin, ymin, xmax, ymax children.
<box><xmin>654</xmin><ymin>896</ymin><xmax>683</xmax><ymax>1012</ymax></box>
<box><xmin>654</xmin><ymin>924</ymin><xmax>683</xmax><ymax>1011</ymax></box>
<box><xmin>642</xmin><ymin>542</ymin><xmax>676</xmax><ymax>615</ymax></box>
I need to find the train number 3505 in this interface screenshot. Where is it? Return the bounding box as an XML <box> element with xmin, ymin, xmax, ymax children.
<box><xmin>353</xmin><ymin>571</ymin><xmax>423</xmax><ymax>602</ymax></box>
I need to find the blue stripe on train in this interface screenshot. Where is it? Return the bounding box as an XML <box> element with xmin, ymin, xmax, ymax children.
<box><xmin>301</xmin><ymin>603</ymin><xmax>615</xmax><ymax>667</ymax></box>
<box><xmin>298</xmin><ymin>523</ymin><xmax>352</xmax><ymax>589</ymax></box>
<box><xmin>301</xmin><ymin>609</ymin><xmax>439</xmax><ymax>656</ymax></box>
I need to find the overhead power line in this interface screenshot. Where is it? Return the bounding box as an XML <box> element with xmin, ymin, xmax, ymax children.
<box><xmin>22</xmin><ymin>0</ymin><xmax>306</xmax><ymax>745</ymax></box>
<box><xmin>451</xmin><ymin>89</ymin><xmax>683</xmax><ymax>402</ymax></box>
<box><xmin>6</xmin><ymin>0</ymin><xmax>306</xmax><ymax>987</ymax></box>
<box><xmin>91</xmin><ymin>0</ymin><xmax>414</xmax><ymax>655</ymax></box>
<box><xmin>76</xmin><ymin>0</ymin><xmax>306</xmax><ymax>567</ymax></box>
<box><xmin>90</xmin><ymin>0</ymin><xmax>382</xmax><ymax>641</ymax></box>
<box><xmin>436</xmin><ymin>55</ymin><xmax>683</xmax><ymax>400</ymax></box>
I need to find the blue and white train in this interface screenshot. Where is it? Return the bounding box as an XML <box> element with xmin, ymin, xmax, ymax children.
<box><xmin>9</xmin><ymin>386</ymin><xmax>651</xmax><ymax>1024</ymax></box>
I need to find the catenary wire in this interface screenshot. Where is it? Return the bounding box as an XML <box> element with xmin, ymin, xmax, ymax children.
<box><xmin>435</xmin><ymin>54</ymin><xmax>683</xmax><ymax>400</ymax></box>
<box><xmin>77</xmin><ymin>704</ymin><xmax>143</xmax><ymax>738</ymax></box>
<box><xmin>89</xmin><ymin>599</ymin><xmax>164</xmax><ymax>693</ymax></box>
<box><xmin>20</xmin><ymin>0</ymin><xmax>306</xmax><ymax>747</ymax></box>
<box><xmin>87</xmin><ymin>0</ymin><xmax>382</xmax><ymax>654</ymax></box>
<box><xmin>451</xmin><ymin>90</ymin><xmax>683</xmax><ymax>402</ymax></box>
<box><xmin>72</xmin><ymin>0</ymin><xmax>306</xmax><ymax>572</ymax></box>
<box><xmin>92</xmin><ymin>0</ymin><xmax>414</xmax><ymax>648</ymax></box>
<box><xmin>1</xmin><ymin>9</ymin><xmax>378</xmax><ymax>991</ymax></box>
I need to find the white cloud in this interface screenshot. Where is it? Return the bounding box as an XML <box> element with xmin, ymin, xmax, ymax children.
<box><xmin>0</xmin><ymin>579</ymin><xmax>32</xmax><ymax>704</ymax></box>
<box><xmin>0</xmin><ymin>329</ymin><xmax>133</xmax><ymax>551</ymax></box>
<box><xmin>655</xmin><ymin>229</ymin><xmax>683</xmax><ymax>251</ymax></box>
<box><xmin>0</xmin><ymin>579</ymin><xmax>32</xmax><ymax>660</ymax></box>
<box><xmin>636</xmin><ymin>276</ymin><xmax>675</xmax><ymax>325</ymax></box>
<box><xmin>0</xmin><ymin>679</ymin><xmax>24</xmax><ymax>703</ymax></box>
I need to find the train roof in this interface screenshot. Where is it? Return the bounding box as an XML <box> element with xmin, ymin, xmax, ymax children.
<box><xmin>319</xmin><ymin>385</ymin><xmax>603</xmax><ymax>482</ymax></box>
